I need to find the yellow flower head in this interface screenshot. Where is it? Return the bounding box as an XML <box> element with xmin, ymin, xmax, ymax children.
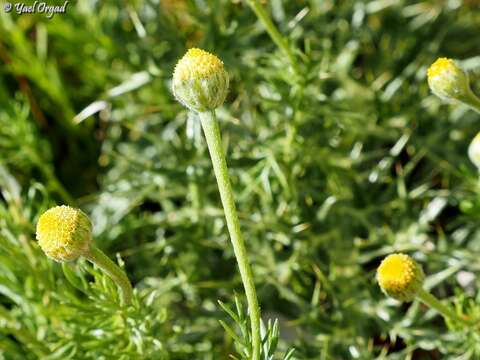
<box><xmin>427</xmin><ymin>57</ymin><xmax>470</xmax><ymax>102</ymax></box>
<box><xmin>377</xmin><ymin>253</ymin><xmax>424</xmax><ymax>302</ymax></box>
<box><xmin>468</xmin><ymin>132</ymin><xmax>480</xmax><ymax>171</ymax></box>
<box><xmin>36</xmin><ymin>205</ymin><xmax>92</xmax><ymax>262</ymax></box>
<box><xmin>174</xmin><ymin>48</ymin><xmax>224</xmax><ymax>82</ymax></box>
<box><xmin>172</xmin><ymin>48</ymin><xmax>229</xmax><ymax>112</ymax></box>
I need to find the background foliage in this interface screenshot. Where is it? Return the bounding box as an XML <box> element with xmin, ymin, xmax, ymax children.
<box><xmin>1</xmin><ymin>0</ymin><xmax>480</xmax><ymax>358</ymax></box>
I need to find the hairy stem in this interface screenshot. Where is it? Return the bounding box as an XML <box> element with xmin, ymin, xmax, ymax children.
<box><xmin>84</xmin><ymin>246</ymin><xmax>133</xmax><ymax>306</ymax></box>
<box><xmin>198</xmin><ymin>110</ymin><xmax>261</xmax><ymax>360</ymax></box>
<box><xmin>417</xmin><ymin>289</ymin><xmax>470</xmax><ymax>326</ymax></box>
<box><xmin>245</xmin><ymin>0</ymin><xmax>300</xmax><ymax>75</ymax></box>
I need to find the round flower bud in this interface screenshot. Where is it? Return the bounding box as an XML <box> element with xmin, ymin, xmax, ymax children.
<box><xmin>36</xmin><ymin>205</ymin><xmax>92</xmax><ymax>262</ymax></box>
<box><xmin>172</xmin><ymin>48</ymin><xmax>229</xmax><ymax>112</ymax></box>
<box><xmin>377</xmin><ymin>253</ymin><xmax>424</xmax><ymax>302</ymax></box>
<box><xmin>468</xmin><ymin>132</ymin><xmax>480</xmax><ymax>171</ymax></box>
<box><xmin>427</xmin><ymin>57</ymin><xmax>471</xmax><ymax>102</ymax></box>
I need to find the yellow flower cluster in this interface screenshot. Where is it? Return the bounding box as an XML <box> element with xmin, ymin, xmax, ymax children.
<box><xmin>173</xmin><ymin>48</ymin><xmax>225</xmax><ymax>82</ymax></box>
<box><xmin>377</xmin><ymin>253</ymin><xmax>424</xmax><ymax>302</ymax></box>
<box><xmin>36</xmin><ymin>205</ymin><xmax>92</xmax><ymax>262</ymax></box>
<box><xmin>427</xmin><ymin>58</ymin><xmax>455</xmax><ymax>79</ymax></box>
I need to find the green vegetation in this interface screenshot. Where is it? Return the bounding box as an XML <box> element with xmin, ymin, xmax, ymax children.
<box><xmin>1</xmin><ymin>1</ymin><xmax>480</xmax><ymax>358</ymax></box>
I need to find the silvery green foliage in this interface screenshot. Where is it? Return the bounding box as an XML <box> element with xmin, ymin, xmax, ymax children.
<box><xmin>219</xmin><ymin>295</ymin><xmax>295</xmax><ymax>360</ymax></box>
<box><xmin>0</xmin><ymin>179</ymin><xmax>171</xmax><ymax>359</ymax></box>
<box><xmin>1</xmin><ymin>0</ymin><xmax>480</xmax><ymax>358</ymax></box>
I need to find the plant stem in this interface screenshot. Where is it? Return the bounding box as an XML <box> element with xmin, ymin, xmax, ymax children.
<box><xmin>84</xmin><ymin>245</ymin><xmax>133</xmax><ymax>306</ymax></box>
<box><xmin>417</xmin><ymin>288</ymin><xmax>470</xmax><ymax>326</ymax></box>
<box><xmin>462</xmin><ymin>89</ymin><xmax>480</xmax><ymax>114</ymax></box>
<box><xmin>245</xmin><ymin>0</ymin><xmax>300</xmax><ymax>75</ymax></box>
<box><xmin>198</xmin><ymin>110</ymin><xmax>261</xmax><ymax>360</ymax></box>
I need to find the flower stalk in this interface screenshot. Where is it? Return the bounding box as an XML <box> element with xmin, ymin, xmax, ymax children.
<box><xmin>84</xmin><ymin>246</ymin><xmax>133</xmax><ymax>306</ymax></box>
<box><xmin>172</xmin><ymin>48</ymin><xmax>262</xmax><ymax>359</ymax></box>
<box><xmin>416</xmin><ymin>288</ymin><xmax>470</xmax><ymax>326</ymax></box>
<box><xmin>462</xmin><ymin>90</ymin><xmax>480</xmax><ymax>113</ymax></box>
<box><xmin>199</xmin><ymin>110</ymin><xmax>261</xmax><ymax>360</ymax></box>
<box><xmin>244</xmin><ymin>0</ymin><xmax>300</xmax><ymax>75</ymax></box>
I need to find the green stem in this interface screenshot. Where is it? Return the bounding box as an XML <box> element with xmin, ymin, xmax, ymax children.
<box><xmin>198</xmin><ymin>110</ymin><xmax>261</xmax><ymax>360</ymax></box>
<box><xmin>417</xmin><ymin>288</ymin><xmax>470</xmax><ymax>326</ymax></box>
<box><xmin>84</xmin><ymin>246</ymin><xmax>133</xmax><ymax>306</ymax></box>
<box><xmin>462</xmin><ymin>88</ymin><xmax>480</xmax><ymax>114</ymax></box>
<box><xmin>245</xmin><ymin>0</ymin><xmax>300</xmax><ymax>75</ymax></box>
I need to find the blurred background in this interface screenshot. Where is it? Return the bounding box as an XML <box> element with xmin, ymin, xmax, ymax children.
<box><xmin>1</xmin><ymin>0</ymin><xmax>480</xmax><ymax>359</ymax></box>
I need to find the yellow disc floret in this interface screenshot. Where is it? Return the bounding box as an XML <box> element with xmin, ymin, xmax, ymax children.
<box><xmin>36</xmin><ymin>205</ymin><xmax>92</xmax><ymax>262</ymax></box>
<box><xmin>174</xmin><ymin>48</ymin><xmax>224</xmax><ymax>82</ymax></box>
<box><xmin>172</xmin><ymin>48</ymin><xmax>229</xmax><ymax>112</ymax></box>
<box><xmin>427</xmin><ymin>57</ymin><xmax>471</xmax><ymax>102</ymax></box>
<box><xmin>377</xmin><ymin>253</ymin><xmax>424</xmax><ymax>302</ymax></box>
<box><xmin>427</xmin><ymin>58</ymin><xmax>454</xmax><ymax>79</ymax></box>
